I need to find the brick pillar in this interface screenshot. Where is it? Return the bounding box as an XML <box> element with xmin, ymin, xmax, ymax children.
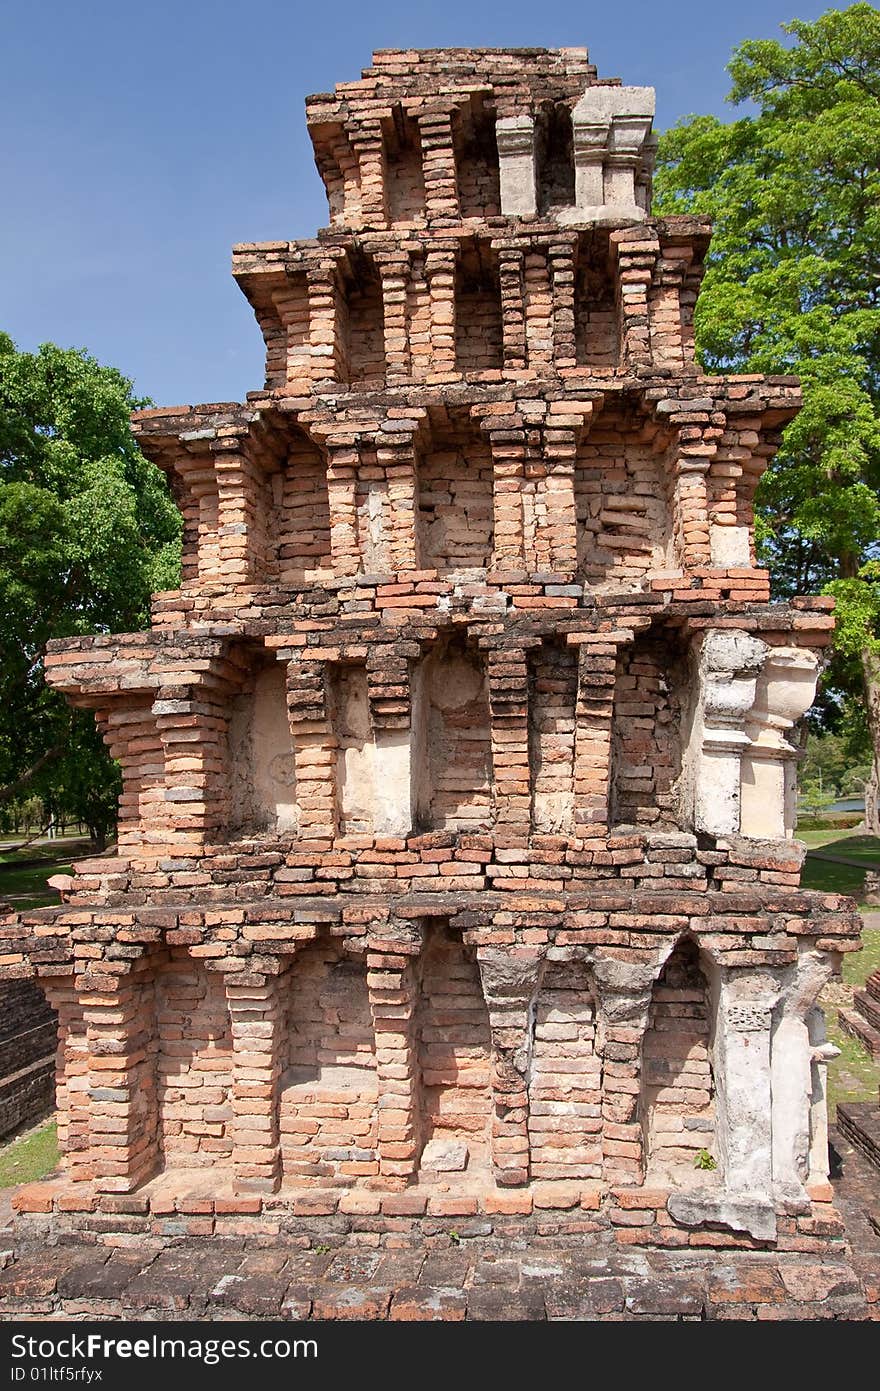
<box><xmin>571</xmin><ymin>637</ymin><xmax>618</xmax><ymax>832</ymax></box>
<box><xmin>81</xmin><ymin>962</ymin><xmax>159</xmax><ymax>1193</ymax></box>
<box><xmin>477</xmin><ymin>411</ymin><xmax>526</xmax><ymax>568</ymax></box>
<box><xmin>477</xmin><ymin>947</ymin><xmax>544</xmax><ymax>1187</ymax></box>
<box><xmin>425</xmin><ymin>246</ymin><xmax>457</xmax><ymax>375</ymax></box>
<box><xmin>664</xmin><ymin>413</ymin><xmax>727</xmax><ymax>570</ymax></box>
<box><xmin>367</xmin><ymin>941</ymin><xmax>423</xmax><ymax>1186</ymax></box>
<box><xmin>212</xmin><ymin>438</ymin><xmax>274</xmax><ymax>586</ymax></box>
<box><xmin>536</xmin><ymin>408</ymin><xmax>589</xmax><ymax>574</ymax></box>
<box><xmin>549</xmin><ymin>237</ymin><xmax>578</xmax><ymax>370</ymax></box>
<box><xmin>307</xmin><ymin>259</ymin><xmax>345</xmax><ymax>384</ymax></box>
<box><xmin>375</xmin><ymin>416</ymin><xmax>425</xmax><ymax>573</ymax></box>
<box><xmin>649</xmin><ymin>245</ymin><xmax>694</xmax><ymax>371</ymax></box>
<box><xmin>611</xmin><ymin>229</ymin><xmax>659</xmax><ymax>371</ymax></box>
<box><xmin>486</xmin><ymin>645</ymin><xmax>531</xmax><ymax>835</ymax></box>
<box><xmin>323</xmin><ymin>436</ymin><xmax>360</xmax><ymax>576</ymax></box>
<box><xmin>285</xmin><ymin>657</ymin><xmax>338</xmax><ymax>841</ymax></box>
<box><xmin>42</xmin><ymin>979</ymin><xmax>90</xmax><ymax>1183</ymax></box>
<box><xmin>153</xmin><ymin>673</ymin><xmax>230</xmax><ymax>851</ymax></box>
<box><xmin>496</xmin><ymin>245</ymin><xmax>527</xmax><ymax>371</ymax></box>
<box><xmin>224</xmin><ymin>969</ymin><xmax>286</xmax><ymax>1194</ymax></box>
<box><xmin>348</xmin><ymin>117</ymin><xmax>388</xmax><ymax>226</ymax></box>
<box><xmin>377</xmin><ymin>252</ymin><xmax>411</xmax><ymax>384</ymax></box>
<box><xmin>593</xmin><ymin>956</ymin><xmax>655</xmax><ymax>1184</ymax></box>
<box><xmin>418</xmin><ymin>108</ymin><xmax>459</xmax><ymax>221</ymax></box>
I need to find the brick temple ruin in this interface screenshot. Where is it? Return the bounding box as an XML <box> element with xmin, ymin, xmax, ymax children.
<box><xmin>4</xmin><ymin>48</ymin><xmax>864</xmax><ymax>1252</ymax></box>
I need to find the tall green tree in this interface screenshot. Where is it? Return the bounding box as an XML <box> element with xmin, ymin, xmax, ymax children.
<box><xmin>0</xmin><ymin>334</ymin><xmax>181</xmax><ymax>847</ymax></box>
<box><xmin>654</xmin><ymin>3</ymin><xmax>880</xmax><ymax>823</ymax></box>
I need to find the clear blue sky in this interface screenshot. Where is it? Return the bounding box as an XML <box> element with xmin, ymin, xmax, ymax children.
<box><xmin>2</xmin><ymin>0</ymin><xmax>836</xmax><ymax>407</ymax></box>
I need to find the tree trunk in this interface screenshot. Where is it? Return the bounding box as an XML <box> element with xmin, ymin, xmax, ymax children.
<box><xmin>861</xmin><ymin>647</ymin><xmax>880</xmax><ymax>834</ymax></box>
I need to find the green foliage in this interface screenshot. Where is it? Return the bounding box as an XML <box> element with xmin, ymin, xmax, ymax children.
<box><xmin>0</xmin><ymin>334</ymin><xmax>181</xmax><ymax>844</ymax></box>
<box><xmin>655</xmin><ymin>5</ymin><xmax>880</xmax><ymax>722</ymax></box>
<box><xmin>694</xmin><ymin>1149</ymin><xmax>717</xmax><ymax>1171</ymax></box>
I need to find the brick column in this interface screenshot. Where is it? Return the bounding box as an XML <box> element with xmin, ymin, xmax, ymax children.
<box><xmin>535</xmin><ymin>408</ymin><xmax>589</xmax><ymax>574</ymax></box>
<box><xmin>323</xmin><ymin>436</ymin><xmax>360</xmax><ymax>576</ymax></box>
<box><xmin>418</xmin><ymin>108</ymin><xmax>459</xmax><ymax>221</ymax></box>
<box><xmin>284</xmin><ymin>657</ymin><xmax>338</xmax><ymax>841</ymax></box>
<box><xmin>41</xmin><ymin>979</ymin><xmax>90</xmax><ymax>1183</ymax></box>
<box><xmin>212</xmin><ymin>438</ymin><xmax>275</xmax><ymax>586</ymax></box>
<box><xmin>307</xmin><ymin>259</ymin><xmax>345</xmax><ymax>384</ymax></box>
<box><xmin>375</xmin><ymin>416</ymin><xmax>425</xmax><ymax>573</ymax></box>
<box><xmin>224</xmin><ymin>968</ymin><xmax>286</xmax><ymax>1194</ymax></box>
<box><xmin>367</xmin><ymin>940</ymin><xmax>423</xmax><ymax>1186</ymax></box>
<box><xmin>153</xmin><ymin>668</ymin><xmax>231</xmax><ymax>851</ymax></box>
<box><xmin>593</xmin><ymin>955</ymin><xmax>655</xmax><ymax>1184</ymax></box>
<box><xmin>476</xmin><ymin>410</ymin><xmax>526</xmax><ymax>567</ymax></box>
<box><xmin>348</xmin><ymin>117</ymin><xmax>388</xmax><ymax>226</ymax></box>
<box><xmin>496</xmin><ymin>245</ymin><xmax>527</xmax><ymax>371</ymax></box>
<box><xmin>571</xmin><ymin>637</ymin><xmax>618</xmax><ymax>832</ymax></box>
<box><xmin>476</xmin><ymin>947</ymin><xmax>544</xmax><ymax>1187</ymax></box>
<box><xmin>611</xmin><ymin>229</ymin><xmax>659</xmax><ymax>371</ymax></box>
<box><xmin>377</xmin><ymin>252</ymin><xmax>411</xmax><ymax>384</ymax></box>
<box><xmin>81</xmin><ymin>962</ymin><xmax>159</xmax><ymax>1193</ymax></box>
<box><xmin>549</xmin><ymin>237</ymin><xmax>578</xmax><ymax>369</ymax></box>
<box><xmin>425</xmin><ymin>246</ymin><xmax>457</xmax><ymax>375</ymax></box>
<box><xmin>486</xmin><ymin>645</ymin><xmax>531</xmax><ymax>835</ymax></box>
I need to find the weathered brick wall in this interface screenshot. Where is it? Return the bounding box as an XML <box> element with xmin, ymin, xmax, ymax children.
<box><xmin>0</xmin><ymin>980</ymin><xmax>56</xmax><ymax>1140</ymax></box>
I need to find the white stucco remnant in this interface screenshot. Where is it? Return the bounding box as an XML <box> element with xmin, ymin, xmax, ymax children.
<box><xmin>496</xmin><ymin>115</ymin><xmax>538</xmax><ymax>216</ymax></box>
<box><xmin>770</xmin><ymin>947</ymin><xmax>838</xmax><ymax>1204</ymax></box>
<box><xmin>559</xmin><ymin>83</ymin><xmax>655</xmax><ymax>224</ymax></box>
<box><xmin>332</xmin><ymin>666</ymin><xmax>414</xmax><ymax>836</ymax></box>
<box><xmin>741</xmin><ymin>647</ymin><xmax>820</xmax><ymax>840</ymax></box>
<box><xmin>709</xmin><ymin>523</ymin><xmax>751</xmax><ymax>568</ymax></box>
<box><xmin>680</xmin><ymin>629</ymin><xmax>767</xmax><ymax>836</ymax></box>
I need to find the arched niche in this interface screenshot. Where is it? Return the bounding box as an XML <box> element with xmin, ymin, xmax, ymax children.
<box><xmin>640</xmin><ymin>938</ymin><xmax>719</xmax><ymax>1186</ymax></box>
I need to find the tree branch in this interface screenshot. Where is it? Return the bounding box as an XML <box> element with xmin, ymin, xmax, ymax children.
<box><xmin>0</xmin><ymin>745</ymin><xmax>64</xmax><ymax>804</ymax></box>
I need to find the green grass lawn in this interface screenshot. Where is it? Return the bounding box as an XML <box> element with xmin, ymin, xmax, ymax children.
<box><xmin>0</xmin><ymin>837</ymin><xmax>90</xmax><ymax>909</ymax></box>
<box><xmin>0</xmin><ymin>1121</ymin><xmax>59</xmax><ymax>1188</ymax></box>
<box><xmin>798</xmin><ymin>831</ymin><xmax>880</xmax><ymax>905</ymax></box>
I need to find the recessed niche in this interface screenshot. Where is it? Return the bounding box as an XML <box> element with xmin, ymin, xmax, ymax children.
<box><xmin>418</xmin><ymin>409</ymin><xmax>494</xmax><ymax>572</ymax></box>
<box><xmin>528</xmin><ymin>639</ymin><xmax>578</xmax><ymax>834</ymax></box>
<box><xmin>641</xmin><ymin>939</ymin><xmax>717</xmax><ymax>1184</ymax></box>
<box><xmin>281</xmin><ymin>937</ymin><xmax>378</xmax><ymax>1184</ymax></box>
<box><xmin>575</xmin><ymin>402</ymin><xmax>672</xmax><ymax>584</ymax></box>
<box><xmin>272</xmin><ymin>429</ymin><xmax>332</xmax><ymax>583</ymax></box>
<box><xmin>413</xmin><ymin>635</ymin><xmax>494</xmax><ymax>831</ymax></box>
<box><xmin>536</xmin><ymin>102</ymin><xmax>575</xmax><ymax>215</ymax></box>
<box><xmin>454</xmin><ymin>95</ymin><xmax>501</xmax><ymax>220</ymax></box>
<box><xmin>575</xmin><ymin>239</ymin><xmax>618</xmax><ymax>369</ymax></box>
<box><xmin>416</xmin><ymin>921</ymin><xmax>493</xmax><ymax>1178</ymax></box>
<box><xmin>609</xmin><ymin>628</ymin><xmax>687</xmax><ymax>828</ymax></box>
<box><xmin>384</xmin><ymin>107</ymin><xmax>426</xmax><ymax>225</ymax></box>
<box><xmin>155</xmin><ymin>953</ymin><xmax>233</xmax><ymax>1169</ymax></box>
<box><xmin>342</xmin><ymin>250</ymin><xmax>385</xmax><ymax>387</ymax></box>
<box><xmin>455</xmin><ymin>240</ymin><xmax>503</xmax><ymax>374</ymax></box>
<box><xmin>528</xmin><ymin>960</ymin><xmax>602</xmax><ymax>1181</ymax></box>
<box><xmin>228</xmin><ymin>657</ymin><xmax>298</xmax><ymax>837</ymax></box>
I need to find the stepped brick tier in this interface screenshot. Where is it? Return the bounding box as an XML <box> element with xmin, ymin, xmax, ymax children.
<box><xmin>2</xmin><ymin>47</ymin><xmax>864</xmax><ymax>1255</ymax></box>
